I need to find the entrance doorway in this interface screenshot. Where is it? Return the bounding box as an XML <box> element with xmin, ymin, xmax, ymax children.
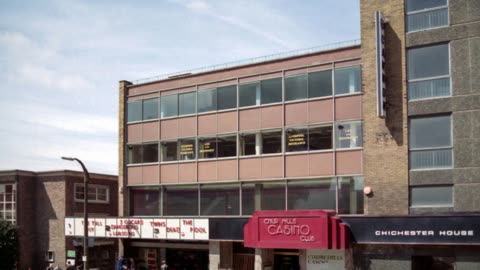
<box><xmin>273</xmin><ymin>250</ymin><xmax>299</xmax><ymax>270</ymax></box>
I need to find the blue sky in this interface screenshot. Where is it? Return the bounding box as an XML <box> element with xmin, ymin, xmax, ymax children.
<box><xmin>0</xmin><ymin>0</ymin><xmax>360</xmax><ymax>175</ymax></box>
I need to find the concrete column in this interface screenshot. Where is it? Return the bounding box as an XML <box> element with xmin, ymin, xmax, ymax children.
<box><xmin>209</xmin><ymin>241</ymin><xmax>220</xmax><ymax>270</ymax></box>
<box><xmin>254</xmin><ymin>184</ymin><xmax>262</xmax><ymax>210</ymax></box>
<box><xmin>254</xmin><ymin>248</ymin><xmax>263</xmax><ymax>270</ymax></box>
<box><xmin>219</xmin><ymin>242</ymin><xmax>233</xmax><ymax>269</ymax></box>
<box><xmin>255</xmin><ymin>132</ymin><xmax>263</xmax><ymax>155</ymax></box>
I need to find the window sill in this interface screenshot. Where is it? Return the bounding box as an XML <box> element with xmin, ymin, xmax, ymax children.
<box><xmin>239</xmin><ymin>153</ymin><xmax>283</xmax><ymax>159</ymax></box>
<box><xmin>197</xmin><ymin>156</ymin><xmax>238</xmax><ymax>162</ymax></box>
<box><xmin>127</xmin><ymin>162</ymin><xmax>159</xmax><ymax>167</ymax></box>
<box><xmin>239</xmin><ymin>102</ymin><xmax>283</xmax><ymax>110</ymax></box>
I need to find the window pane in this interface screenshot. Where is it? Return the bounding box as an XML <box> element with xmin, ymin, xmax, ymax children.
<box><xmin>179</xmin><ymin>92</ymin><xmax>196</xmax><ymax>115</ymax></box>
<box><xmin>410</xmin><ymin>115</ymin><xmax>451</xmax><ymax>148</ymax></box>
<box><xmin>200</xmin><ymin>184</ymin><xmax>240</xmax><ymax>215</ymax></box>
<box><xmin>161</xmin><ymin>141</ymin><xmax>178</xmax><ymax>162</ymax></box>
<box><xmin>127</xmin><ymin>101</ymin><xmax>142</xmax><ymax>122</ymax></box>
<box><xmin>285</xmin><ymin>74</ymin><xmax>308</xmax><ymax>101</ymax></box>
<box><xmin>408</xmin><ymin>44</ymin><xmax>449</xmax><ymax>80</ymax></box>
<box><xmin>406</xmin><ymin>0</ymin><xmax>447</xmax><ymax>12</ymax></box>
<box><xmin>240</xmin><ymin>134</ymin><xmax>256</xmax><ymax>156</ymax></box>
<box><xmin>261</xmin><ymin>78</ymin><xmax>282</xmax><ymax>104</ymax></box>
<box><xmin>143</xmin><ymin>98</ymin><xmax>159</xmax><ymax>120</ymax></box>
<box><xmin>261</xmin><ymin>182</ymin><xmax>285</xmax><ymax>210</ymax></box>
<box><xmin>199</xmin><ymin>137</ymin><xmax>217</xmax><ymax>159</ymax></box>
<box><xmin>263</xmin><ymin>131</ymin><xmax>282</xmax><ymax>154</ymax></box>
<box><xmin>408</xmin><ymin>77</ymin><xmax>450</xmax><ymax>100</ymax></box>
<box><xmin>334</xmin><ymin>66</ymin><xmax>361</xmax><ymax>95</ymax></box>
<box><xmin>217</xmin><ymin>135</ymin><xmax>236</xmax><ymax>158</ymax></box>
<box><xmin>288</xmin><ymin>179</ymin><xmax>336</xmax><ymax>210</ymax></box>
<box><xmin>335</xmin><ymin>122</ymin><xmax>362</xmax><ymax>149</ymax></box>
<box><xmin>127</xmin><ymin>144</ymin><xmax>142</xmax><ymax>164</ymax></box>
<box><xmin>198</xmin><ymin>89</ymin><xmax>217</xmax><ymax>113</ymax></box>
<box><xmin>338</xmin><ymin>176</ymin><xmax>364</xmax><ymax>214</ymax></box>
<box><xmin>163</xmin><ymin>185</ymin><xmax>198</xmax><ymax>216</ymax></box>
<box><xmin>217</xmin><ymin>85</ymin><xmax>237</xmax><ymax>110</ymax></box>
<box><xmin>160</xmin><ymin>95</ymin><xmax>178</xmax><ymax>118</ymax></box>
<box><xmin>239</xmin><ymin>82</ymin><xmax>259</xmax><ymax>107</ymax></box>
<box><xmin>410</xmin><ymin>149</ymin><xmax>452</xmax><ymax>169</ymax></box>
<box><xmin>143</xmin><ymin>143</ymin><xmax>159</xmax><ymax>163</ymax></box>
<box><xmin>242</xmin><ymin>183</ymin><xmax>255</xmax><ymax>215</ymax></box>
<box><xmin>407</xmin><ymin>8</ymin><xmax>448</xmax><ymax>32</ymax></box>
<box><xmin>130</xmin><ymin>189</ymin><xmax>160</xmax><ymax>216</ymax></box>
<box><xmin>411</xmin><ymin>186</ymin><xmax>452</xmax><ymax>207</ymax></box>
<box><xmin>179</xmin><ymin>139</ymin><xmax>196</xmax><ymax>160</ymax></box>
<box><xmin>286</xmin><ymin>127</ymin><xmax>308</xmax><ymax>152</ymax></box>
<box><xmin>309</xmin><ymin>70</ymin><xmax>332</xmax><ymax>98</ymax></box>
<box><xmin>309</xmin><ymin>126</ymin><xmax>332</xmax><ymax>150</ymax></box>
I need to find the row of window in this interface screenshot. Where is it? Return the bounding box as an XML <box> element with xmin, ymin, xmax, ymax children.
<box><xmin>127</xmin><ymin>122</ymin><xmax>362</xmax><ymax>164</ymax></box>
<box><xmin>406</xmin><ymin>0</ymin><xmax>448</xmax><ymax>32</ymax></box>
<box><xmin>127</xmin><ymin>66</ymin><xmax>361</xmax><ymax>122</ymax></box>
<box><xmin>129</xmin><ymin>177</ymin><xmax>364</xmax><ymax>216</ymax></box>
<box><xmin>74</xmin><ymin>184</ymin><xmax>110</xmax><ymax>203</ymax></box>
<box><xmin>0</xmin><ymin>184</ymin><xmax>16</xmax><ymax>224</ymax></box>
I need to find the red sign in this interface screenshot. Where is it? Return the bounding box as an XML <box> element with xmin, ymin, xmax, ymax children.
<box><xmin>244</xmin><ymin>210</ymin><xmax>349</xmax><ymax>250</ymax></box>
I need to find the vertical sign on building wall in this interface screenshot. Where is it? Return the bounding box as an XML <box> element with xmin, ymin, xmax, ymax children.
<box><xmin>375</xmin><ymin>10</ymin><xmax>387</xmax><ymax>118</ymax></box>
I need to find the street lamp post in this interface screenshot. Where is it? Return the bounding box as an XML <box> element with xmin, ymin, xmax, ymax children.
<box><xmin>62</xmin><ymin>157</ymin><xmax>90</xmax><ymax>270</ymax></box>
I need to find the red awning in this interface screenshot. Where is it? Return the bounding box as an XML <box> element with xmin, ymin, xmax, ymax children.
<box><xmin>243</xmin><ymin>210</ymin><xmax>349</xmax><ymax>250</ymax></box>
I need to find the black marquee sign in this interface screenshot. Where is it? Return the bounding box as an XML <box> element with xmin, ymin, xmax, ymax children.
<box><xmin>342</xmin><ymin>216</ymin><xmax>480</xmax><ymax>245</ymax></box>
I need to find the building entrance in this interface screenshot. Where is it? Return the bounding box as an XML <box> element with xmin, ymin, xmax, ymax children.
<box><xmin>273</xmin><ymin>250</ymin><xmax>300</xmax><ymax>270</ymax></box>
<box><xmin>166</xmin><ymin>248</ymin><xmax>208</xmax><ymax>270</ymax></box>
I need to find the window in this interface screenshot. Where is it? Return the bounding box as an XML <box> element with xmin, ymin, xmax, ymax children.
<box><xmin>161</xmin><ymin>141</ymin><xmax>178</xmax><ymax>162</ymax></box>
<box><xmin>309</xmin><ymin>70</ymin><xmax>332</xmax><ymax>98</ymax></box>
<box><xmin>198</xmin><ymin>137</ymin><xmax>217</xmax><ymax>159</ymax></box>
<box><xmin>217</xmin><ymin>85</ymin><xmax>237</xmax><ymax>110</ymax></box>
<box><xmin>240</xmin><ymin>130</ymin><xmax>282</xmax><ymax>155</ymax></box>
<box><xmin>179</xmin><ymin>139</ymin><xmax>196</xmax><ymax>160</ymax></box>
<box><xmin>285</xmin><ymin>74</ymin><xmax>308</xmax><ymax>101</ymax></box>
<box><xmin>198</xmin><ymin>89</ymin><xmax>217</xmax><ymax>113</ymax></box>
<box><xmin>179</xmin><ymin>92</ymin><xmax>196</xmax><ymax>115</ymax></box>
<box><xmin>161</xmin><ymin>94</ymin><xmax>178</xmax><ymax>118</ymax></box>
<box><xmin>217</xmin><ymin>135</ymin><xmax>237</xmax><ymax>158</ymax></box>
<box><xmin>334</xmin><ymin>66</ymin><xmax>361</xmax><ymax>95</ymax></box>
<box><xmin>239</xmin><ymin>78</ymin><xmax>282</xmax><ymax>107</ymax></box>
<box><xmin>406</xmin><ymin>0</ymin><xmax>448</xmax><ymax>32</ymax></box>
<box><xmin>287</xmin><ymin>179</ymin><xmax>336</xmax><ymax>210</ymax></box>
<box><xmin>130</xmin><ymin>189</ymin><xmax>160</xmax><ymax>216</ymax></box>
<box><xmin>0</xmin><ymin>184</ymin><xmax>16</xmax><ymax>224</ymax></box>
<box><xmin>241</xmin><ymin>183</ymin><xmax>255</xmax><ymax>215</ymax></box>
<box><xmin>335</xmin><ymin>122</ymin><xmax>362</xmax><ymax>149</ymax></box>
<box><xmin>127</xmin><ymin>144</ymin><xmax>159</xmax><ymax>164</ymax></box>
<box><xmin>338</xmin><ymin>176</ymin><xmax>364</xmax><ymax>214</ymax></box>
<box><xmin>261</xmin><ymin>182</ymin><xmax>286</xmax><ymax>210</ymax></box>
<box><xmin>410</xmin><ymin>115</ymin><xmax>452</xmax><ymax>169</ymax></box>
<box><xmin>408</xmin><ymin>44</ymin><xmax>450</xmax><ymax>100</ymax></box>
<box><xmin>286</xmin><ymin>125</ymin><xmax>333</xmax><ymax>152</ymax></box>
<box><xmin>200</xmin><ymin>184</ymin><xmax>240</xmax><ymax>215</ymax></box>
<box><xmin>143</xmin><ymin>98</ymin><xmax>159</xmax><ymax>120</ymax></box>
<box><xmin>75</xmin><ymin>184</ymin><xmax>109</xmax><ymax>203</ymax></box>
<box><xmin>163</xmin><ymin>185</ymin><xmax>198</xmax><ymax>216</ymax></box>
<box><xmin>410</xmin><ymin>186</ymin><xmax>453</xmax><ymax>207</ymax></box>
<box><xmin>127</xmin><ymin>101</ymin><xmax>142</xmax><ymax>122</ymax></box>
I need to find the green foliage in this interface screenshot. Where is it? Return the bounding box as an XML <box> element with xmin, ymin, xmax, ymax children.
<box><xmin>0</xmin><ymin>219</ymin><xmax>19</xmax><ymax>270</ymax></box>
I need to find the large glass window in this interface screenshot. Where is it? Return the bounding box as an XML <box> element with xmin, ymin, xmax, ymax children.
<box><xmin>261</xmin><ymin>78</ymin><xmax>282</xmax><ymax>104</ymax></box>
<box><xmin>161</xmin><ymin>94</ymin><xmax>178</xmax><ymax>118</ymax></box>
<box><xmin>0</xmin><ymin>184</ymin><xmax>16</xmax><ymax>224</ymax></box>
<box><xmin>179</xmin><ymin>139</ymin><xmax>196</xmax><ymax>160</ymax></box>
<box><xmin>335</xmin><ymin>122</ymin><xmax>363</xmax><ymax>149</ymax></box>
<box><xmin>198</xmin><ymin>137</ymin><xmax>217</xmax><ymax>159</ymax></box>
<box><xmin>127</xmin><ymin>144</ymin><xmax>142</xmax><ymax>164</ymax></box>
<box><xmin>217</xmin><ymin>135</ymin><xmax>237</xmax><ymax>158</ymax></box>
<box><xmin>240</xmin><ymin>134</ymin><xmax>256</xmax><ymax>156</ymax></box>
<box><xmin>287</xmin><ymin>179</ymin><xmax>336</xmax><ymax>210</ymax></box>
<box><xmin>262</xmin><ymin>130</ymin><xmax>282</xmax><ymax>154</ymax></box>
<box><xmin>408</xmin><ymin>44</ymin><xmax>450</xmax><ymax>100</ymax></box>
<box><xmin>309</xmin><ymin>70</ymin><xmax>332</xmax><ymax>98</ymax></box>
<box><xmin>217</xmin><ymin>85</ymin><xmax>237</xmax><ymax>110</ymax></box>
<box><xmin>406</xmin><ymin>0</ymin><xmax>448</xmax><ymax>32</ymax></box>
<box><xmin>410</xmin><ymin>185</ymin><xmax>452</xmax><ymax>207</ymax></box>
<box><xmin>239</xmin><ymin>82</ymin><xmax>259</xmax><ymax>107</ymax></box>
<box><xmin>200</xmin><ymin>184</ymin><xmax>240</xmax><ymax>215</ymax></box>
<box><xmin>143</xmin><ymin>98</ymin><xmax>159</xmax><ymax>120</ymax></box>
<box><xmin>198</xmin><ymin>89</ymin><xmax>217</xmax><ymax>113</ymax></box>
<box><xmin>261</xmin><ymin>182</ymin><xmax>286</xmax><ymax>210</ymax></box>
<box><xmin>143</xmin><ymin>143</ymin><xmax>159</xmax><ymax>163</ymax></box>
<box><xmin>334</xmin><ymin>66</ymin><xmax>361</xmax><ymax>95</ymax></box>
<box><xmin>286</xmin><ymin>127</ymin><xmax>308</xmax><ymax>152</ymax></box>
<box><xmin>410</xmin><ymin>115</ymin><xmax>452</xmax><ymax>169</ymax></box>
<box><xmin>75</xmin><ymin>184</ymin><xmax>109</xmax><ymax>203</ymax></box>
<box><xmin>179</xmin><ymin>92</ymin><xmax>196</xmax><ymax>115</ymax></box>
<box><xmin>338</xmin><ymin>176</ymin><xmax>364</xmax><ymax>214</ymax></box>
<box><xmin>161</xmin><ymin>141</ymin><xmax>178</xmax><ymax>162</ymax></box>
<box><xmin>163</xmin><ymin>185</ymin><xmax>198</xmax><ymax>216</ymax></box>
<box><xmin>127</xmin><ymin>101</ymin><xmax>142</xmax><ymax>122</ymax></box>
<box><xmin>240</xmin><ymin>130</ymin><xmax>282</xmax><ymax>155</ymax></box>
<box><xmin>286</xmin><ymin>125</ymin><xmax>333</xmax><ymax>152</ymax></box>
<box><xmin>285</xmin><ymin>74</ymin><xmax>308</xmax><ymax>101</ymax></box>
<box><xmin>241</xmin><ymin>183</ymin><xmax>255</xmax><ymax>215</ymax></box>
<box><xmin>130</xmin><ymin>189</ymin><xmax>160</xmax><ymax>216</ymax></box>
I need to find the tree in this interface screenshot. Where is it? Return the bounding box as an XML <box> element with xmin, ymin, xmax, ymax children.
<box><xmin>0</xmin><ymin>219</ymin><xmax>19</xmax><ymax>270</ymax></box>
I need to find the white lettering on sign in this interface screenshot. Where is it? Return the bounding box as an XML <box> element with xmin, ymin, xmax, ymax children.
<box><xmin>264</xmin><ymin>218</ymin><xmax>314</xmax><ymax>242</ymax></box>
<box><xmin>374</xmin><ymin>230</ymin><xmax>475</xmax><ymax>237</ymax></box>
<box><xmin>65</xmin><ymin>217</ymin><xmax>209</xmax><ymax>240</ymax></box>
<box><xmin>306</xmin><ymin>250</ymin><xmax>345</xmax><ymax>270</ymax></box>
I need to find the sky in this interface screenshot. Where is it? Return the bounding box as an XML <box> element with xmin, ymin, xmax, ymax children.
<box><xmin>0</xmin><ymin>0</ymin><xmax>360</xmax><ymax>175</ymax></box>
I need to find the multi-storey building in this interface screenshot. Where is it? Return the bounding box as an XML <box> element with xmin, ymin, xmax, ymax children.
<box><xmin>110</xmin><ymin>0</ymin><xmax>480</xmax><ymax>269</ymax></box>
<box><xmin>0</xmin><ymin>170</ymin><xmax>118</xmax><ymax>270</ymax></box>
